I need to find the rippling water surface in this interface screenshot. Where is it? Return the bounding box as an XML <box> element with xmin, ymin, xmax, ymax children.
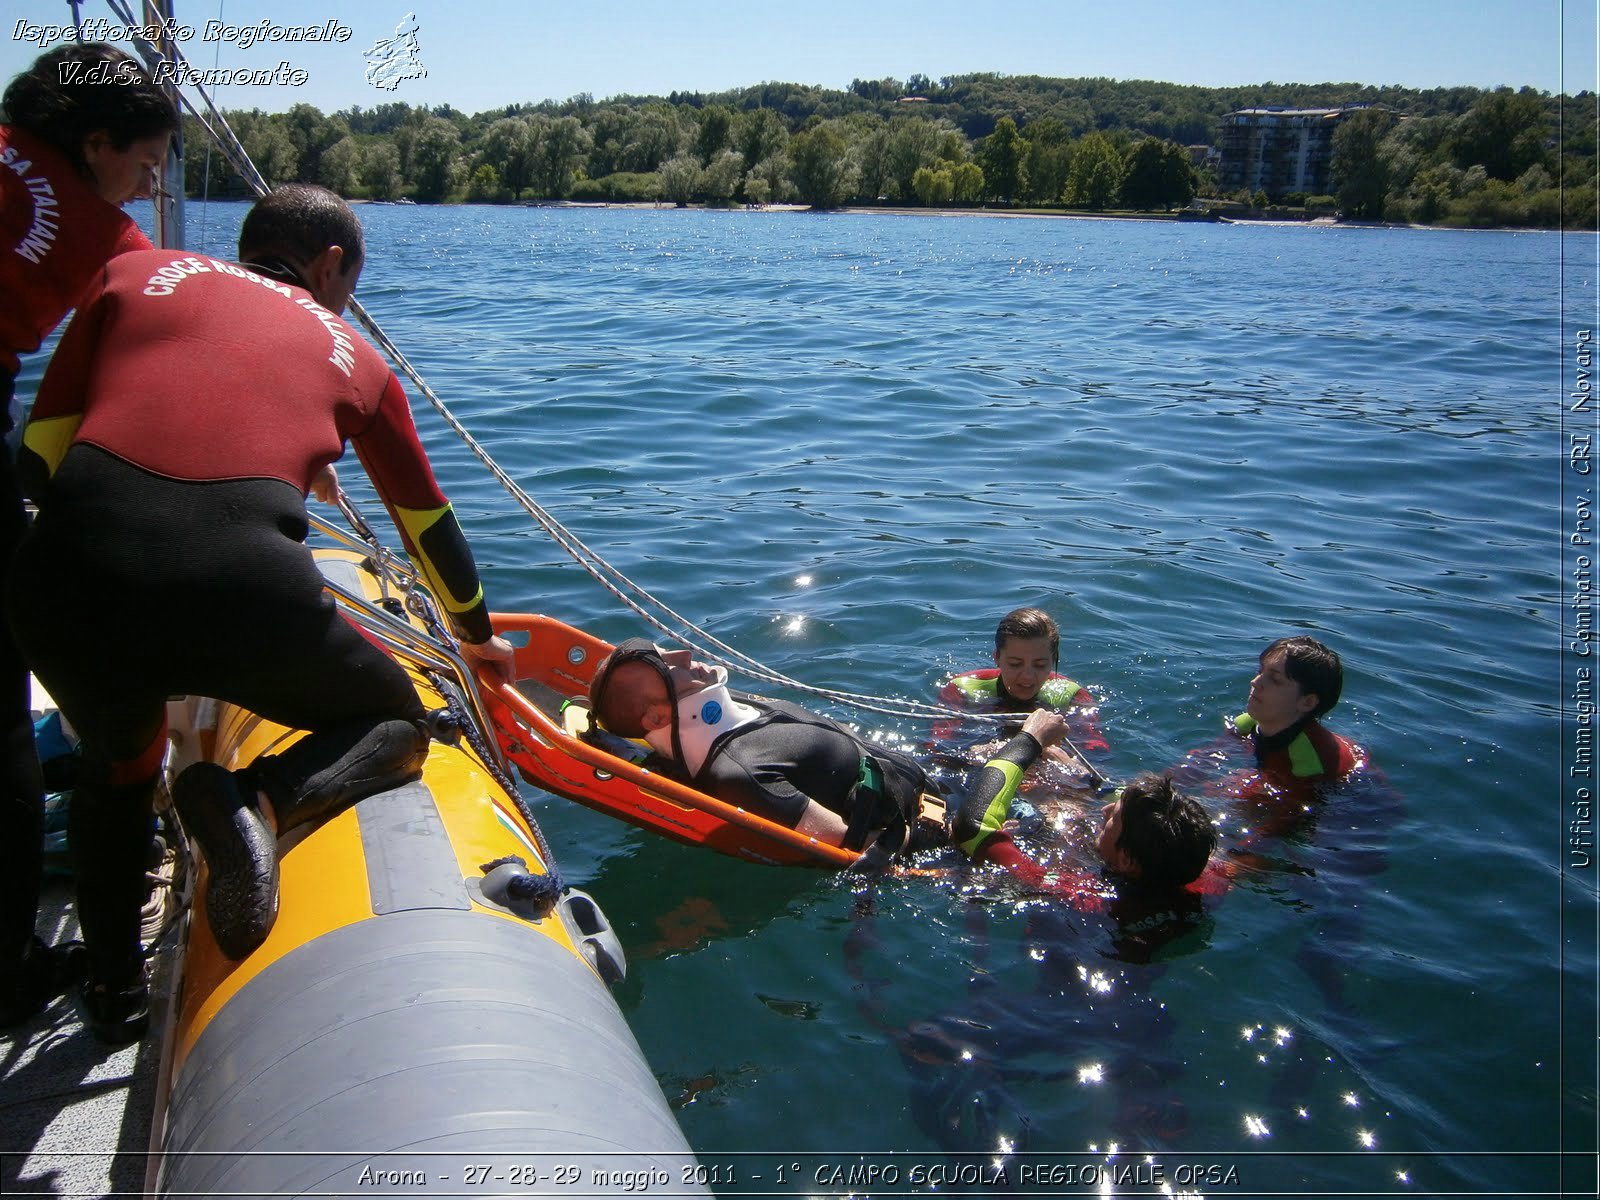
<box><xmin>71</xmin><ymin>203</ymin><xmax>1592</xmax><ymax>1195</ymax></box>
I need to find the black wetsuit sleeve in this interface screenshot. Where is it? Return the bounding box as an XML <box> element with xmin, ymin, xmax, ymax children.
<box><xmin>953</xmin><ymin>731</ymin><xmax>1042</xmax><ymax>853</ymax></box>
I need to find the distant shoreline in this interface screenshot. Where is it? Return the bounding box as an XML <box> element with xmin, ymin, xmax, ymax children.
<box><xmin>345</xmin><ymin>196</ymin><xmax>1561</xmax><ymax>233</ymax></box>
<box><xmin>506</xmin><ymin>200</ymin><xmax>1518</xmax><ymax>233</ymax></box>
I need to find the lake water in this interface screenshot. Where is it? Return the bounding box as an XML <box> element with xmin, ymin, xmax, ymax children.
<box><xmin>28</xmin><ymin>202</ymin><xmax>1594</xmax><ymax>1196</ymax></box>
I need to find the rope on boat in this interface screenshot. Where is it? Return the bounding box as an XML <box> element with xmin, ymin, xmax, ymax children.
<box><xmin>326</xmin><ymin>498</ymin><xmax>569</xmax><ymax>886</ymax></box>
<box><xmin>106</xmin><ymin>29</ymin><xmax>1044</xmax><ymax>735</ymax></box>
<box><xmin>108</xmin><ymin>0</ymin><xmax>271</xmax><ymax>202</ymax></box>
<box><xmin>347</xmin><ymin>309</ymin><xmax>990</xmax><ymax>725</ymax></box>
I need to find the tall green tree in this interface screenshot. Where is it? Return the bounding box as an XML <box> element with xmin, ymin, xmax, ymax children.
<box><xmin>526</xmin><ymin>115</ymin><xmax>592</xmax><ymax>199</ymax></box>
<box><xmin>1064</xmin><ymin>132</ymin><xmax>1123</xmax><ymax>209</ymax></box>
<box><xmin>747</xmin><ymin>153</ymin><xmax>792</xmax><ymax>204</ymax></box>
<box><xmin>951</xmin><ymin>161</ymin><xmax>985</xmax><ymax>204</ymax></box>
<box><xmin>979</xmin><ymin>116</ymin><xmax>1029</xmax><ymax>202</ymax></box>
<box><xmin>1404</xmin><ymin>164</ymin><xmax>1462</xmax><ymax>224</ymax></box>
<box><xmin>856</xmin><ymin>124</ymin><xmax>893</xmax><ymax>200</ymax></box>
<box><xmin>911</xmin><ymin>164</ymin><xmax>953</xmax><ymax>205</ymax></box>
<box><xmin>621</xmin><ymin>104</ymin><xmax>686</xmax><ymax>173</ymax></box>
<box><xmin>695</xmin><ymin>104</ymin><xmax>734</xmax><ymax>164</ymax></box>
<box><xmin>467</xmin><ymin>163</ymin><xmax>501</xmax><ymax>201</ymax></box>
<box><xmin>235</xmin><ymin>111</ymin><xmax>298</xmax><ymax>186</ymax></box>
<box><xmin>1120</xmin><ymin>137</ymin><xmax>1195</xmax><ymax>210</ymax></box>
<box><xmin>586</xmin><ymin>105</ymin><xmax>636</xmax><ymax>178</ymax></box>
<box><xmin>788</xmin><ymin>124</ymin><xmax>857</xmax><ymax>208</ymax></box>
<box><xmin>1158</xmin><ymin>140</ymin><xmax>1197</xmax><ymax>208</ymax></box>
<box><xmin>281</xmin><ymin>103</ymin><xmax>346</xmax><ymax>186</ymax></box>
<box><xmin>1021</xmin><ymin>116</ymin><xmax>1072</xmax><ymax>204</ymax></box>
<box><xmin>319</xmin><ymin>135</ymin><xmax>361</xmax><ymax>195</ymax></box>
<box><xmin>701</xmin><ymin>149</ymin><xmax>743</xmax><ymax>203</ymax></box>
<box><xmin>1332</xmin><ymin>108</ymin><xmax>1397</xmax><ymax>219</ymax></box>
<box><xmin>182</xmin><ymin>112</ymin><xmax>241</xmax><ymax>195</ymax></box>
<box><xmin>884</xmin><ymin>117</ymin><xmax>940</xmax><ymax>203</ymax></box>
<box><xmin>481</xmin><ymin>117</ymin><xmax>534</xmax><ymax>199</ymax></box>
<box><xmin>658</xmin><ymin>152</ymin><xmax>700</xmax><ymax>206</ymax></box>
<box><xmin>1450</xmin><ymin>87</ymin><xmax>1549</xmax><ymax>181</ymax></box>
<box><xmin>359</xmin><ymin>141</ymin><xmax>403</xmax><ymax>201</ymax></box>
<box><xmin>410</xmin><ymin>115</ymin><xmax>460</xmax><ymax>201</ymax></box>
<box><xmin>735</xmin><ymin>108</ymin><xmax>788</xmax><ymax>173</ymax></box>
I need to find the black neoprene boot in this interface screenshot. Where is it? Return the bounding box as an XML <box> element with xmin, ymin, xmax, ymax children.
<box><xmin>172</xmin><ymin>762</ymin><xmax>278</xmax><ymax>960</ymax></box>
<box><xmin>247</xmin><ymin>717</ymin><xmax>430</xmax><ymax>835</ymax></box>
<box><xmin>75</xmin><ymin>969</ymin><xmax>149</xmax><ymax>1045</ymax></box>
<box><xmin>1</xmin><ymin>936</ymin><xmax>86</xmax><ymax>1027</ymax></box>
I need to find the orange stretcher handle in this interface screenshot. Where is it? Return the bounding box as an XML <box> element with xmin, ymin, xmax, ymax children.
<box><xmin>474</xmin><ymin>658</ymin><xmax>859</xmax><ymax>869</ymax></box>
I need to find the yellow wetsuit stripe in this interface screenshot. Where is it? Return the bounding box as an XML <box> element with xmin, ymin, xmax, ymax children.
<box><xmin>392</xmin><ymin>502</ymin><xmax>484</xmax><ymax>616</ymax></box>
<box><xmin>1286</xmin><ymin>730</ymin><xmax>1325</xmax><ymax>778</ymax></box>
<box><xmin>21</xmin><ymin>414</ymin><xmax>83</xmax><ymax>478</ymax></box>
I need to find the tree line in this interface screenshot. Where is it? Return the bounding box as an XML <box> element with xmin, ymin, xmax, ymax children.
<box><xmin>182</xmin><ymin>73</ymin><xmax>1596</xmax><ymax>228</ymax></box>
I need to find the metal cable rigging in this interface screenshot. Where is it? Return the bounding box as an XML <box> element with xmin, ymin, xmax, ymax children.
<box><xmin>107</xmin><ymin>19</ymin><xmax>1022</xmax><ymax>732</ymax></box>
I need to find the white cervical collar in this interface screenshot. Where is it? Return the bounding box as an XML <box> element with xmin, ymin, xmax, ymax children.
<box><xmin>643</xmin><ymin>667</ymin><xmax>759</xmax><ymax>776</ymax></box>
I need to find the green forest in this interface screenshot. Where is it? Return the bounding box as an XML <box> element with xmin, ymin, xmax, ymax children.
<box><xmin>185</xmin><ymin>72</ymin><xmax>1598</xmax><ymax>228</ymax></box>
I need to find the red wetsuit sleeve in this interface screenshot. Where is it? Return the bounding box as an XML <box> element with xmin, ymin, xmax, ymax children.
<box><xmin>973</xmin><ymin>834</ymin><xmax>1107</xmax><ymax>909</ymax></box>
<box><xmin>350</xmin><ymin>372</ymin><xmax>493</xmax><ymax>643</ymax></box>
<box><xmin>1305</xmin><ymin>723</ymin><xmax>1360</xmax><ymax>778</ymax></box>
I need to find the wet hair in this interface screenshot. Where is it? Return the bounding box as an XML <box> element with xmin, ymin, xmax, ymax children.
<box><xmin>1114</xmin><ymin>771</ymin><xmax>1216</xmax><ymax>887</ymax></box>
<box><xmin>994</xmin><ymin>607</ymin><xmax>1059</xmax><ymax>665</ymax></box>
<box><xmin>2</xmin><ymin>43</ymin><xmax>178</xmax><ymax>174</ymax></box>
<box><xmin>1262</xmin><ymin>635</ymin><xmax>1343</xmax><ymax>719</ymax></box>
<box><xmin>588</xmin><ymin>639</ymin><xmax>673</xmax><ymax>740</ymax></box>
<box><xmin>238</xmin><ymin>184</ymin><xmax>365</xmax><ymax>278</ymax></box>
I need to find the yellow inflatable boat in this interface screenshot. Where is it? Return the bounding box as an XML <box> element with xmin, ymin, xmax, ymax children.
<box><xmin>152</xmin><ymin>523</ymin><xmax>705</xmax><ymax>1196</ymax></box>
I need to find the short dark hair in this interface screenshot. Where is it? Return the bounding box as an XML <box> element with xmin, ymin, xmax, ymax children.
<box><xmin>2</xmin><ymin>43</ymin><xmax>178</xmax><ymax>174</ymax></box>
<box><xmin>994</xmin><ymin>607</ymin><xmax>1059</xmax><ymax>664</ymax></box>
<box><xmin>239</xmin><ymin>184</ymin><xmax>365</xmax><ymax>276</ymax></box>
<box><xmin>1115</xmin><ymin>771</ymin><xmax>1216</xmax><ymax>887</ymax></box>
<box><xmin>588</xmin><ymin>639</ymin><xmax>672</xmax><ymax>739</ymax></box>
<box><xmin>1263</xmin><ymin>635</ymin><xmax>1343</xmax><ymax>719</ymax></box>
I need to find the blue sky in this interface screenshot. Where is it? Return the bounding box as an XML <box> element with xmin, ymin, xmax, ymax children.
<box><xmin>2</xmin><ymin>0</ymin><xmax>1595</xmax><ymax>116</ymax></box>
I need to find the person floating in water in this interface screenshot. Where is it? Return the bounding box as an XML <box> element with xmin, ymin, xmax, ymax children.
<box><xmin>1174</xmin><ymin>634</ymin><xmax>1371</xmax><ymax>850</ymax></box>
<box><xmin>935</xmin><ymin>607</ymin><xmax>1107</xmax><ymax>790</ymax></box>
<box><xmin>1172</xmin><ymin>633</ymin><xmax>1399</xmax><ymax>1020</ymax></box>
<box><xmin>849</xmin><ymin>767</ymin><xmax>1222</xmax><ymax>1153</ymax></box>
<box><xmin>1231</xmin><ymin>635</ymin><xmax>1358</xmax><ymax>783</ymax></box>
<box><xmin>941</xmin><ymin>608</ymin><xmax>1099</xmax><ymax>721</ymax></box>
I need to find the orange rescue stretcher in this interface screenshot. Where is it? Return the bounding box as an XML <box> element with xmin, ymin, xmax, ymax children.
<box><xmin>481</xmin><ymin>613</ymin><xmax>859</xmax><ymax>869</ymax></box>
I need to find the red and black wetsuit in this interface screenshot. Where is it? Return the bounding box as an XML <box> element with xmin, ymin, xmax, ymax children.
<box><xmin>0</xmin><ymin>124</ymin><xmax>151</xmax><ymax>969</ymax></box>
<box><xmin>1173</xmin><ymin>714</ymin><xmax>1362</xmax><ymax>843</ymax></box>
<box><xmin>6</xmin><ymin>248</ymin><xmax>492</xmax><ymax>982</ymax></box>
